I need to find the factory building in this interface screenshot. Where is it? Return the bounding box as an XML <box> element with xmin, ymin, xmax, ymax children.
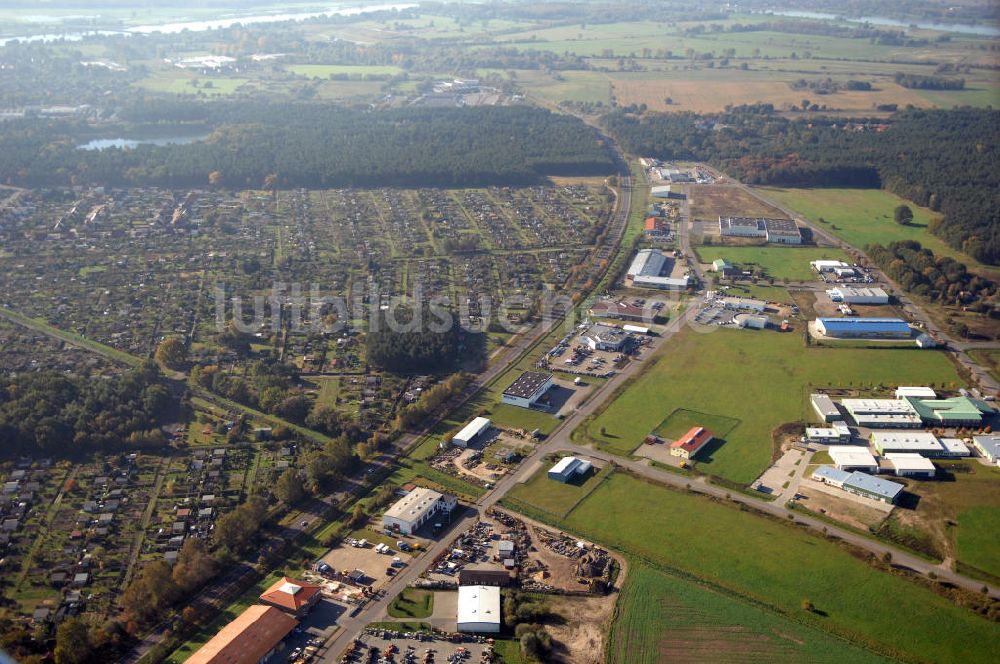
<box><xmin>811</xmin><ymin>260</ymin><xmax>852</xmax><ymax>273</ymax></box>
<box><xmin>972</xmin><ymin>435</ymin><xmax>1000</xmax><ymax>465</ymax></box>
<box><xmin>501</xmin><ymin>371</ymin><xmax>554</xmax><ymax>409</ymax></box>
<box><xmin>457</xmin><ymin>585</ymin><xmax>501</xmax><ymax>633</ymax></box>
<box><xmin>870</xmin><ymin>432</ymin><xmax>944</xmax><ymax>457</ymax></box>
<box><xmin>811</xmin><ymin>393</ymin><xmax>841</xmax><ymax>423</ymax></box>
<box><xmin>718</xmin><ymin>217</ymin><xmax>802</xmax><ymax>244</ymax></box>
<box><xmin>902</xmin><ymin>395</ymin><xmax>991</xmax><ymax>427</ymax></box>
<box><xmin>885</xmin><ymin>453</ymin><xmax>936</xmax><ymax>478</ymax></box>
<box><xmin>581</xmin><ymin>323</ymin><xmax>629</xmax><ymax>352</ymax></box>
<box><xmin>828</xmin><ymin>447</ymin><xmax>879</xmax><ymax>473</ymax></box>
<box><xmin>826</xmin><ymin>287</ymin><xmax>890</xmax><ymax>305</ymax></box>
<box><xmin>841</xmin><ymin>398</ymin><xmax>923</xmax><ymax>428</ymax></box>
<box><xmin>805</xmin><ymin>421</ymin><xmax>851</xmax><ymax>444</ymax></box>
<box><xmin>895</xmin><ymin>386</ymin><xmax>937</xmax><ymax>399</ymax></box>
<box><xmin>452</xmin><ymin>417</ymin><xmax>491</xmax><ymax>449</ymax></box>
<box><xmin>625</xmin><ymin>248</ymin><xmax>690</xmax><ymax>289</ymax></box>
<box><xmin>383</xmin><ymin>487</ymin><xmax>457</xmax><ymax>536</ymax></box>
<box><xmin>811</xmin><ymin>466</ymin><xmax>904</xmax><ymax>504</ymax></box>
<box><xmin>548</xmin><ymin>456</ymin><xmax>593</xmax><ymax>483</ymax></box>
<box><xmin>815</xmin><ymin>318</ymin><xmax>912</xmax><ymax>339</ymax></box>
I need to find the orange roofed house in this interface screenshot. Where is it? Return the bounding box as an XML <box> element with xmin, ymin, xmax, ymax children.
<box><xmin>186</xmin><ymin>604</ymin><xmax>298</xmax><ymax>664</ymax></box>
<box><xmin>259</xmin><ymin>577</ymin><xmax>322</xmax><ymax>617</ymax></box>
<box><xmin>669</xmin><ymin>427</ymin><xmax>714</xmax><ymax>460</ymax></box>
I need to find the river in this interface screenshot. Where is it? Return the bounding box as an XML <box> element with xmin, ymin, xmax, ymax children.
<box><xmin>0</xmin><ymin>3</ymin><xmax>418</xmax><ymax>46</ymax></box>
<box><xmin>761</xmin><ymin>10</ymin><xmax>1000</xmax><ymax>37</ymax></box>
<box><xmin>77</xmin><ymin>134</ymin><xmax>210</xmax><ymax>151</ymax></box>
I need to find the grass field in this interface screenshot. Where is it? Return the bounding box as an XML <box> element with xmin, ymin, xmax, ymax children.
<box><xmin>956</xmin><ymin>506</ymin><xmax>1000</xmax><ymax>582</ymax></box>
<box><xmin>134</xmin><ymin>73</ymin><xmax>249</xmax><ymax>96</ymax></box>
<box><xmin>695</xmin><ymin>245</ymin><xmax>854</xmax><ymax>282</ymax></box>
<box><xmin>285</xmin><ymin>64</ymin><xmax>403</xmax><ymax>78</ymax></box>
<box><xmin>387</xmin><ymin>588</ymin><xmax>434</xmax><ymax>619</ymax></box>
<box><xmin>968</xmin><ymin>349</ymin><xmax>1000</xmax><ymax>383</ymax></box>
<box><xmin>609</xmin><ymin>562</ymin><xmax>890</xmax><ymax>664</ymax></box>
<box><xmin>688</xmin><ymin>184</ymin><xmax>787</xmax><ymax>221</ymax></box>
<box><xmin>552</xmin><ymin>471</ymin><xmax>998</xmax><ymax>663</ymax></box>
<box><xmin>651</xmin><ymin>408</ymin><xmax>739</xmax><ymax>441</ymax></box>
<box><xmin>756</xmin><ymin>187</ymin><xmax>998</xmax><ymax>278</ymax></box>
<box><xmin>504</xmin><ymin>460</ymin><xmax>609</xmax><ymax>518</ymax></box>
<box><xmin>578</xmin><ymin>327</ymin><xmax>963</xmax><ymax>484</ymax></box>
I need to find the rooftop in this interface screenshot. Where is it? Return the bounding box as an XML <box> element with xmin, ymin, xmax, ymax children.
<box><xmin>384</xmin><ymin>487</ymin><xmax>445</xmax><ymax>522</ymax></box>
<box><xmin>828</xmin><ymin>446</ymin><xmax>878</xmax><ymax>468</ymax></box>
<box><xmin>503</xmin><ymin>371</ymin><xmax>553</xmax><ymax>400</ymax></box>
<box><xmin>454</xmin><ymin>417</ymin><xmax>491</xmax><ymax>443</ymax></box>
<box><xmin>259</xmin><ymin>577</ymin><xmax>322</xmax><ymax>613</ymax></box>
<box><xmin>843</xmin><ymin>472</ymin><xmax>904</xmax><ymax>502</ymax></box>
<box><xmin>885</xmin><ymin>453</ymin><xmax>936</xmax><ymax>473</ymax></box>
<box><xmin>457</xmin><ymin>585</ymin><xmax>501</xmax><ymax>626</ymax></box>
<box><xmin>187</xmin><ymin>605</ymin><xmax>298</xmax><ymax>664</ymax></box>
<box><xmin>817</xmin><ymin>318</ymin><xmax>911</xmax><ymax>333</ymax></box>
<box><xmin>670</xmin><ymin>427</ymin><xmax>714</xmax><ymax>454</ymax></box>
<box><xmin>812</xmin><ymin>465</ymin><xmax>852</xmax><ymax>484</ymax></box>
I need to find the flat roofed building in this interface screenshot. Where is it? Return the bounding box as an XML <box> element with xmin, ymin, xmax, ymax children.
<box><xmin>763</xmin><ymin>218</ymin><xmax>803</xmax><ymax>244</ymax></box>
<box><xmin>719</xmin><ymin>216</ymin><xmax>765</xmax><ymax>238</ymax></box>
<box><xmin>625</xmin><ymin>248</ymin><xmax>690</xmax><ymax>290</ymax></box>
<box><xmin>383</xmin><ymin>487</ymin><xmax>456</xmax><ymax>536</ymax></box>
<box><xmin>828</xmin><ymin>447</ymin><xmax>878</xmax><ymax>473</ymax></box>
<box><xmin>903</xmin><ymin>396</ymin><xmax>990</xmax><ymax>427</ymax></box>
<box><xmin>501</xmin><ymin>371</ymin><xmax>554</xmax><ymax>408</ymax></box>
<box><xmin>826</xmin><ymin>287</ymin><xmax>889</xmax><ymax>305</ymax></box>
<box><xmin>841</xmin><ymin>398</ymin><xmax>922</xmax><ymax>428</ymax></box>
<box><xmin>972</xmin><ymin>435</ymin><xmax>1000</xmax><ymax>465</ymax></box>
<box><xmin>717</xmin><ymin>217</ymin><xmax>800</xmax><ymax>244</ymax></box>
<box><xmin>885</xmin><ymin>453</ymin><xmax>936</xmax><ymax>478</ymax></box>
<box><xmin>938</xmin><ymin>438</ymin><xmax>970</xmax><ymax>457</ymax></box>
<box><xmin>259</xmin><ymin>577</ymin><xmax>322</xmax><ymax>617</ymax></box>
<box><xmin>453</xmin><ymin>417</ymin><xmax>491</xmax><ymax>448</ymax></box>
<box><xmin>811</xmin><ymin>394</ymin><xmax>841</xmax><ymax>422</ymax></box>
<box><xmin>811</xmin><ymin>465</ymin><xmax>852</xmax><ymax>488</ymax></box>
<box><xmin>670</xmin><ymin>427</ymin><xmax>714</xmax><ymax>460</ymax></box>
<box><xmin>895</xmin><ymin>386</ymin><xmax>937</xmax><ymax>399</ymax></box>
<box><xmin>548</xmin><ymin>456</ymin><xmax>593</xmax><ymax>483</ymax></box>
<box><xmin>816</xmin><ymin>318</ymin><xmax>912</xmax><ymax>339</ymax></box>
<box><xmin>588</xmin><ymin>300</ymin><xmax>647</xmax><ymax>322</ymax></box>
<box><xmin>457</xmin><ymin>585</ymin><xmax>501</xmax><ymax>633</ymax></box>
<box><xmin>870</xmin><ymin>431</ymin><xmax>944</xmax><ymax>456</ymax></box>
<box><xmin>843</xmin><ymin>472</ymin><xmax>904</xmax><ymax>504</ymax></box>
<box><xmin>187</xmin><ymin>605</ymin><xmax>298</xmax><ymax>664</ymax></box>
<box><xmin>805</xmin><ymin>423</ymin><xmax>851</xmax><ymax>444</ymax></box>
<box><xmin>458</xmin><ymin>569</ymin><xmax>514</xmax><ymax>587</ymax></box>
<box><xmin>719</xmin><ymin>297</ymin><xmax>767</xmax><ymax>312</ymax></box>
<box><xmin>811</xmin><ymin>260</ymin><xmax>851</xmax><ymax>273</ymax></box>
<box><xmin>582</xmin><ymin>323</ymin><xmax>629</xmax><ymax>352</ymax></box>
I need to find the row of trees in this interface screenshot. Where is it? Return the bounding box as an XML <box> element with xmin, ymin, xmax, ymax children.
<box><xmin>0</xmin><ymin>360</ymin><xmax>172</xmax><ymax>457</ymax></box>
<box><xmin>121</xmin><ymin>539</ymin><xmax>218</xmax><ymax>625</ymax></box>
<box><xmin>866</xmin><ymin>240</ymin><xmax>998</xmax><ymax>317</ymax></box>
<box><xmin>603</xmin><ymin>107</ymin><xmax>1000</xmax><ymax>264</ymax></box>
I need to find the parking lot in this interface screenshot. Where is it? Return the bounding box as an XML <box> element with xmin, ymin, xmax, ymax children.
<box><xmin>347</xmin><ymin>627</ymin><xmax>495</xmax><ymax>664</ymax></box>
<box><xmin>281</xmin><ymin>598</ymin><xmax>349</xmax><ymax>662</ymax></box>
<box><xmin>319</xmin><ymin>541</ymin><xmax>415</xmax><ymax>591</ymax></box>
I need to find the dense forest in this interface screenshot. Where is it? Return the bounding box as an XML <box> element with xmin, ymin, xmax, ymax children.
<box><xmin>366</xmin><ymin>307</ymin><xmax>482</xmax><ymax>373</ymax></box>
<box><xmin>0</xmin><ymin>105</ymin><xmax>615</xmax><ymax>188</ymax></box>
<box><xmin>0</xmin><ymin>361</ymin><xmax>172</xmax><ymax>457</ymax></box>
<box><xmin>866</xmin><ymin>241</ymin><xmax>999</xmax><ymax>320</ymax></box>
<box><xmin>604</xmin><ymin>108</ymin><xmax>1000</xmax><ymax>263</ymax></box>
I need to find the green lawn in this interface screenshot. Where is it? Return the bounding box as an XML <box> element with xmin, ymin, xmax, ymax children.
<box><xmin>579</xmin><ymin>327</ymin><xmax>963</xmax><ymax>484</ymax></box>
<box><xmin>955</xmin><ymin>506</ymin><xmax>1000</xmax><ymax>583</ymax></box>
<box><xmin>553</xmin><ymin>471</ymin><xmax>998</xmax><ymax>663</ymax></box>
<box><xmin>757</xmin><ymin>187</ymin><xmax>998</xmax><ymax>278</ymax></box>
<box><xmin>285</xmin><ymin>64</ymin><xmax>403</xmax><ymax>78</ymax></box>
<box><xmin>696</xmin><ymin>245</ymin><xmax>853</xmax><ymax>282</ymax></box>
<box><xmin>504</xmin><ymin>460</ymin><xmax>608</xmax><ymax>518</ymax></box>
<box><xmin>134</xmin><ymin>73</ymin><xmax>249</xmax><ymax>96</ymax></box>
<box><xmin>652</xmin><ymin>408</ymin><xmax>740</xmax><ymax>441</ymax></box>
<box><xmin>387</xmin><ymin>588</ymin><xmax>434</xmax><ymax>619</ymax></box>
<box><xmin>609</xmin><ymin>562</ymin><xmax>890</xmax><ymax>664</ymax></box>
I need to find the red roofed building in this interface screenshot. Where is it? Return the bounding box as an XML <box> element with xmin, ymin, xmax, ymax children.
<box><xmin>645</xmin><ymin>217</ymin><xmax>670</xmax><ymax>238</ymax></box>
<box><xmin>670</xmin><ymin>427</ymin><xmax>714</xmax><ymax>460</ymax></box>
<box><xmin>186</xmin><ymin>604</ymin><xmax>298</xmax><ymax>664</ymax></box>
<box><xmin>588</xmin><ymin>301</ymin><xmax>647</xmax><ymax>323</ymax></box>
<box><xmin>259</xmin><ymin>577</ymin><xmax>322</xmax><ymax>617</ymax></box>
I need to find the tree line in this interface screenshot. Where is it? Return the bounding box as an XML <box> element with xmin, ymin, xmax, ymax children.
<box><xmin>603</xmin><ymin>107</ymin><xmax>1000</xmax><ymax>264</ymax></box>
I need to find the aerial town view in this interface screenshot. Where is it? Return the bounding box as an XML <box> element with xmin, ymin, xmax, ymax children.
<box><xmin>0</xmin><ymin>1</ymin><xmax>997</xmax><ymax>663</ymax></box>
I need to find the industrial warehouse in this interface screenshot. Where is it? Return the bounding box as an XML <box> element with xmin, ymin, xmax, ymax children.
<box><xmin>624</xmin><ymin>248</ymin><xmax>691</xmax><ymax>289</ymax></box>
<box><xmin>814</xmin><ymin>318</ymin><xmax>912</xmax><ymax>339</ymax></box>
<box><xmin>382</xmin><ymin>487</ymin><xmax>457</xmax><ymax>536</ymax></box>
<box><xmin>717</xmin><ymin>216</ymin><xmax>803</xmax><ymax>244</ymax></box>
<box><xmin>501</xmin><ymin>371</ymin><xmax>555</xmax><ymax>408</ymax></box>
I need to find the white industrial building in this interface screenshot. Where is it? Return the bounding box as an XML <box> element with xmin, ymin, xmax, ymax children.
<box><xmin>719</xmin><ymin>297</ymin><xmax>766</xmax><ymax>312</ymax></box>
<box><xmin>841</xmin><ymin>398</ymin><xmax>923</xmax><ymax>428</ymax></box>
<box><xmin>938</xmin><ymin>438</ymin><xmax>971</xmax><ymax>457</ymax></box>
<box><xmin>548</xmin><ymin>456</ymin><xmax>593</xmax><ymax>483</ymax></box>
<box><xmin>501</xmin><ymin>371</ymin><xmax>554</xmax><ymax>408</ymax></box>
<box><xmin>581</xmin><ymin>323</ymin><xmax>629</xmax><ymax>352</ymax></box>
<box><xmin>383</xmin><ymin>487</ymin><xmax>457</xmax><ymax>536</ymax></box>
<box><xmin>452</xmin><ymin>417</ymin><xmax>491</xmax><ymax>448</ymax></box>
<box><xmin>736</xmin><ymin>314</ymin><xmax>769</xmax><ymax>330</ymax></box>
<box><xmin>811</xmin><ymin>260</ymin><xmax>851</xmax><ymax>273</ymax></box>
<box><xmin>805</xmin><ymin>421</ymin><xmax>851</xmax><ymax>444</ymax></box>
<box><xmin>826</xmin><ymin>287</ymin><xmax>889</xmax><ymax>305</ymax></box>
<box><xmin>718</xmin><ymin>217</ymin><xmax>802</xmax><ymax>244</ymax></box>
<box><xmin>457</xmin><ymin>585</ymin><xmax>501</xmax><ymax>633</ymax></box>
<box><xmin>625</xmin><ymin>249</ymin><xmax>691</xmax><ymax>289</ymax></box>
<box><xmin>870</xmin><ymin>431</ymin><xmax>944</xmax><ymax>456</ymax></box>
<box><xmin>827</xmin><ymin>446</ymin><xmax>878</xmax><ymax>473</ymax></box>
<box><xmin>885</xmin><ymin>453</ymin><xmax>936</xmax><ymax>478</ymax></box>
<box><xmin>811</xmin><ymin>393</ymin><xmax>841</xmax><ymax>422</ymax></box>
<box><xmin>895</xmin><ymin>386</ymin><xmax>937</xmax><ymax>399</ymax></box>
<box><xmin>972</xmin><ymin>435</ymin><xmax>1000</xmax><ymax>465</ymax></box>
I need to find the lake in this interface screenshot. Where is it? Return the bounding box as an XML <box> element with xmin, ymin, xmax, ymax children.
<box><xmin>761</xmin><ymin>10</ymin><xmax>1000</xmax><ymax>37</ymax></box>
